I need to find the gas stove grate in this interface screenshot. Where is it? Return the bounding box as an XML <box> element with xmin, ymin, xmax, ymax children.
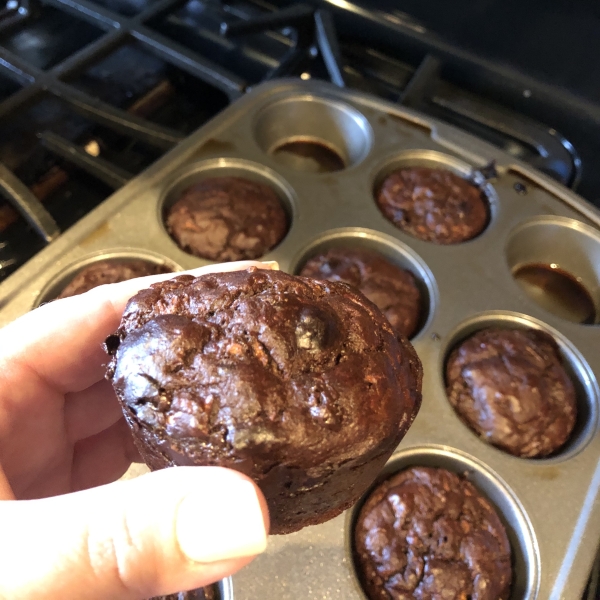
<box><xmin>0</xmin><ymin>0</ymin><xmax>247</xmax><ymax>246</ymax></box>
<box><xmin>0</xmin><ymin>0</ymin><xmax>590</xmax><ymax>282</ymax></box>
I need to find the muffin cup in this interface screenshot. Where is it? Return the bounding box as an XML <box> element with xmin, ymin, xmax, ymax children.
<box><xmin>372</xmin><ymin>149</ymin><xmax>497</xmax><ymax>243</ymax></box>
<box><xmin>440</xmin><ymin>311</ymin><xmax>599</xmax><ymax>461</ymax></box>
<box><xmin>253</xmin><ymin>95</ymin><xmax>373</xmax><ymax>173</ymax></box>
<box><xmin>159</xmin><ymin>158</ymin><xmax>296</xmax><ymax>260</ymax></box>
<box><xmin>34</xmin><ymin>249</ymin><xmax>181</xmax><ymax>307</ymax></box>
<box><xmin>505</xmin><ymin>216</ymin><xmax>600</xmax><ymax>324</ymax></box>
<box><xmin>347</xmin><ymin>445</ymin><xmax>539</xmax><ymax>600</ymax></box>
<box><xmin>290</xmin><ymin>227</ymin><xmax>437</xmax><ymax>339</ymax></box>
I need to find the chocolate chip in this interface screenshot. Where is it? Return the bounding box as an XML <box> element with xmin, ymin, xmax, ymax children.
<box><xmin>103</xmin><ymin>334</ymin><xmax>121</xmax><ymax>355</ymax></box>
<box><xmin>295</xmin><ymin>309</ymin><xmax>329</xmax><ymax>351</ymax></box>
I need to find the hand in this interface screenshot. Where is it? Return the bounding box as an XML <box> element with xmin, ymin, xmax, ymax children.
<box><xmin>0</xmin><ymin>261</ymin><xmax>270</xmax><ymax>600</ymax></box>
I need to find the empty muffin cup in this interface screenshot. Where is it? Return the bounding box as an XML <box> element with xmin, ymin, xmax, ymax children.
<box><xmin>506</xmin><ymin>216</ymin><xmax>600</xmax><ymax>325</ymax></box>
<box><xmin>254</xmin><ymin>96</ymin><xmax>372</xmax><ymax>173</ymax></box>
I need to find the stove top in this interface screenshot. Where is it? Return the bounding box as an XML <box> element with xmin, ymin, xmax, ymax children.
<box><xmin>0</xmin><ymin>0</ymin><xmax>598</xmax><ymax>284</ymax></box>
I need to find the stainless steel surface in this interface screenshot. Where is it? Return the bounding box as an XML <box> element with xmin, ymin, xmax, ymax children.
<box><xmin>220</xmin><ymin>576</ymin><xmax>234</xmax><ymax>600</ymax></box>
<box><xmin>253</xmin><ymin>96</ymin><xmax>373</xmax><ymax>170</ymax></box>
<box><xmin>1</xmin><ymin>79</ymin><xmax>600</xmax><ymax>599</ymax></box>
<box><xmin>505</xmin><ymin>216</ymin><xmax>600</xmax><ymax>325</ymax></box>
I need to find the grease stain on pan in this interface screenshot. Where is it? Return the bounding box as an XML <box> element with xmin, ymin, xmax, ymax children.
<box><xmin>80</xmin><ymin>221</ymin><xmax>111</xmax><ymax>247</ymax></box>
<box><xmin>192</xmin><ymin>138</ymin><xmax>236</xmax><ymax>157</ymax></box>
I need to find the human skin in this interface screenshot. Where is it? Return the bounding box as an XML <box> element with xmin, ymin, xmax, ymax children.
<box><xmin>0</xmin><ymin>261</ymin><xmax>272</xmax><ymax>600</ymax></box>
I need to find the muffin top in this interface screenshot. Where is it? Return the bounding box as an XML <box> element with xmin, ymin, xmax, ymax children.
<box><xmin>107</xmin><ymin>268</ymin><xmax>422</xmax><ymax>481</ymax></box>
<box><xmin>299</xmin><ymin>247</ymin><xmax>422</xmax><ymax>338</ymax></box>
<box><xmin>354</xmin><ymin>466</ymin><xmax>512</xmax><ymax>600</ymax></box>
<box><xmin>57</xmin><ymin>259</ymin><xmax>170</xmax><ymax>299</ymax></box>
<box><xmin>376</xmin><ymin>167</ymin><xmax>488</xmax><ymax>244</ymax></box>
<box><xmin>445</xmin><ymin>327</ymin><xmax>577</xmax><ymax>457</ymax></box>
<box><xmin>165</xmin><ymin>177</ymin><xmax>288</xmax><ymax>261</ymax></box>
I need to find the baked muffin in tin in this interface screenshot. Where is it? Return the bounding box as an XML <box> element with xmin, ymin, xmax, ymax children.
<box><xmin>354</xmin><ymin>466</ymin><xmax>512</xmax><ymax>600</ymax></box>
<box><xmin>445</xmin><ymin>327</ymin><xmax>577</xmax><ymax>458</ymax></box>
<box><xmin>299</xmin><ymin>247</ymin><xmax>422</xmax><ymax>339</ymax></box>
<box><xmin>57</xmin><ymin>259</ymin><xmax>171</xmax><ymax>299</ymax></box>
<box><xmin>376</xmin><ymin>167</ymin><xmax>488</xmax><ymax>244</ymax></box>
<box><xmin>165</xmin><ymin>177</ymin><xmax>288</xmax><ymax>262</ymax></box>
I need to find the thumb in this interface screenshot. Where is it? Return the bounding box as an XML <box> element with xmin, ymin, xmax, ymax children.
<box><xmin>0</xmin><ymin>467</ymin><xmax>269</xmax><ymax>600</ymax></box>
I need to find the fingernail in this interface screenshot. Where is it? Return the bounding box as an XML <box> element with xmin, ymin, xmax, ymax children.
<box><xmin>176</xmin><ymin>480</ymin><xmax>267</xmax><ymax>563</ymax></box>
<box><xmin>260</xmin><ymin>261</ymin><xmax>280</xmax><ymax>270</ymax></box>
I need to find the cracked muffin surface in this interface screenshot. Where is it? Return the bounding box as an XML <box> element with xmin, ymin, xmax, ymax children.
<box><xmin>299</xmin><ymin>247</ymin><xmax>422</xmax><ymax>338</ymax></box>
<box><xmin>107</xmin><ymin>268</ymin><xmax>422</xmax><ymax>534</ymax></box>
<box><xmin>354</xmin><ymin>467</ymin><xmax>512</xmax><ymax>600</ymax></box>
<box><xmin>445</xmin><ymin>327</ymin><xmax>577</xmax><ymax>458</ymax></box>
<box><xmin>165</xmin><ymin>177</ymin><xmax>288</xmax><ymax>261</ymax></box>
<box><xmin>57</xmin><ymin>259</ymin><xmax>170</xmax><ymax>298</ymax></box>
<box><xmin>376</xmin><ymin>167</ymin><xmax>488</xmax><ymax>244</ymax></box>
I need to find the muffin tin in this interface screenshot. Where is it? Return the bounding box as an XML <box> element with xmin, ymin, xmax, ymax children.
<box><xmin>1</xmin><ymin>79</ymin><xmax>600</xmax><ymax>599</ymax></box>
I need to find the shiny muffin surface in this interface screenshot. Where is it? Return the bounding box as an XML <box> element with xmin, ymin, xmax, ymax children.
<box><xmin>107</xmin><ymin>268</ymin><xmax>422</xmax><ymax>533</ymax></box>
<box><xmin>165</xmin><ymin>177</ymin><xmax>288</xmax><ymax>261</ymax></box>
<box><xmin>376</xmin><ymin>167</ymin><xmax>488</xmax><ymax>244</ymax></box>
<box><xmin>354</xmin><ymin>466</ymin><xmax>512</xmax><ymax>600</ymax></box>
<box><xmin>445</xmin><ymin>327</ymin><xmax>577</xmax><ymax>457</ymax></box>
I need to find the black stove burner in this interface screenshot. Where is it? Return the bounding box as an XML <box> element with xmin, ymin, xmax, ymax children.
<box><xmin>220</xmin><ymin>3</ymin><xmax>345</xmax><ymax>86</ymax></box>
<box><xmin>0</xmin><ymin>0</ymin><xmax>594</xmax><ymax>289</ymax></box>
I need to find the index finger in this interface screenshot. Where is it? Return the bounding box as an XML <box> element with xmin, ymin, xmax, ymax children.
<box><xmin>0</xmin><ymin>261</ymin><xmax>278</xmax><ymax>395</ymax></box>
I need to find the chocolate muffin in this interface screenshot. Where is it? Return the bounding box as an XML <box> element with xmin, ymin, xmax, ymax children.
<box><xmin>299</xmin><ymin>247</ymin><xmax>422</xmax><ymax>338</ymax></box>
<box><xmin>446</xmin><ymin>327</ymin><xmax>577</xmax><ymax>458</ymax></box>
<box><xmin>165</xmin><ymin>177</ymin><xmax>288</xmax><ymax>261</ymax></box>
<box><xmin>57</xmin><ymin>259</ymin><xmax>171</xmax><ymax>299</ymax></box>
<box><xmin>107</xmin><ymin>268</ymin><xmax>422</xmax><ymax>534</ymax></box>
<box><xmin>151</xmin><ymin>586</ymin><xmax>216</xmax><ymax>600</ymax></box>
<box><xmin>354</xmin><ymin>467</ymin><xmax>512</xmax><ymax>600</ymax></box>
<box><xmin>376</xmin><ymin>167</ymin><xmax>488</xmax><ymax>244</ymax></box>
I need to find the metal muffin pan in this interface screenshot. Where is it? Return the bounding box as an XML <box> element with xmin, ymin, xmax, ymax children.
<box><xmin>1</xmin><ymin>79</ymin><xmax>600</xmax><ymax>599</ymax></box>
<box><xmin>289</xmin><ymin>227</ymin><xmax>438</xmax><ymax>338</ymax></box>
<box><xmin>34</xmin><ymin>249</ymin><xmax>182</xmax><ymax>306</ymax></box>
<box><xmin>505</xmin><ymin>216</ymin><xmax>600</xmax><ymax>324</ymax></box>
<box><xmin>347</xmin><ymin>446</ymin><xmax>540</xmax><ymax>599</ymax></box>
